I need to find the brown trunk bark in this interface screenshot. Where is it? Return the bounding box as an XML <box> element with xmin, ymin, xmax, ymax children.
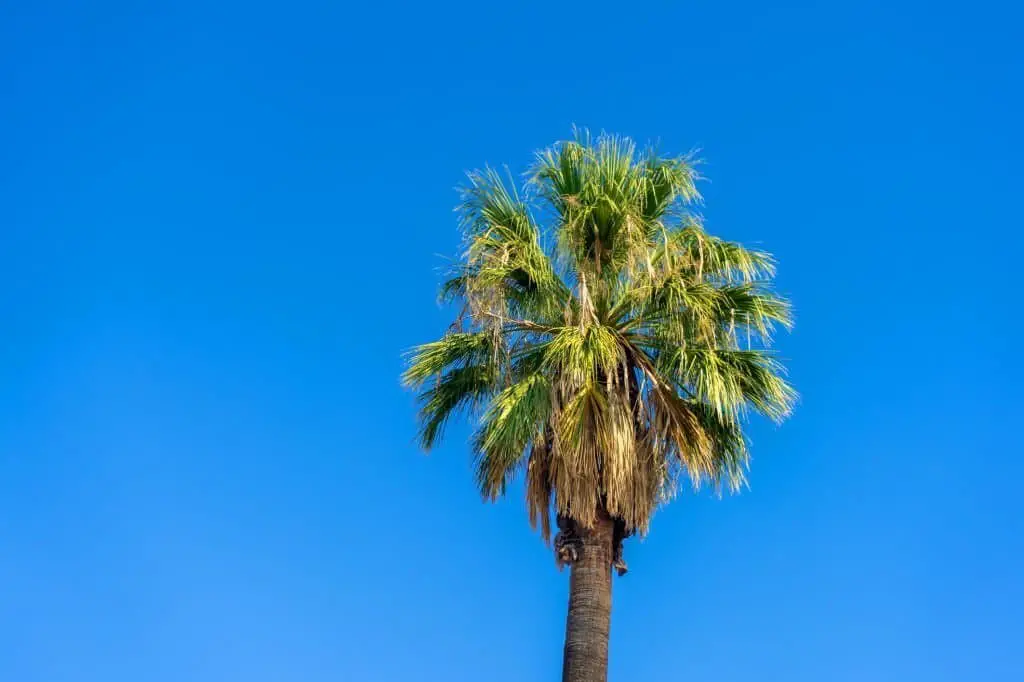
<box><xmin>561</xmin><ymin>511</ymin><xmax>614</xmax><ymax>682</ymax></box>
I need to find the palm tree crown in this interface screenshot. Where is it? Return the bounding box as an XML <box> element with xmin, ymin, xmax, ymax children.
<box><xmin>403</xmin><ymin>132</ymin><xmax>795</xmax><ymax>541</ymax></box>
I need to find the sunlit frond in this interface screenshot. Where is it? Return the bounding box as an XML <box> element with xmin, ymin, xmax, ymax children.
<box><xmin>456</xmin><ymin>168</ymin><xmax>568</xmax><ymax>325</ymax></box>
<box><xmin>401</xmin><ymin>332</ymin><xmax>493</xmax><ymax>388</ymax></box>
<box><xmin>474</xmin><ymin>372</ymin><xmax>553</xmax><ymax>500</ymax></box>
<box><xmin>669</xmin><ymin>348</ymin><xmax>796</xmax><ymax>423</ymax></box>
<box><xmin>666</xmin><ymin>220</ymin><xmax>776</xmax><ymax>282</ymax></box>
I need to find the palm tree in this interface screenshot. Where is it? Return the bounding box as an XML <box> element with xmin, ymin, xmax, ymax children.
<box><xmin>402</xmin><ymin>131</ymin><xmax>795</xmax><ymax>682</ymax></box>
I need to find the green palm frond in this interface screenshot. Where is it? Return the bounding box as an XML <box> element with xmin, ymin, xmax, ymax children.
<box><xmin>413</xmin><ymin>364</ymin><xmax>496</xmax><ymax>450</ymax></box>
<box><xmin>401</xmin><ymin>332</ymin><xmax>493</xmax><ymax>387</ymax></box>
<box><xmin>670</xmin><ymin>348</ymin><xmax>796</xmax><ymax>423</ymax></box>
<box><xmin>404</xmin><ymin>130</ymin><xmax>795</xmax><ymax>538</ymax></box>
<box><xmin>474</xmin><ymin>372</ymin><xmax>552</xmax><ymax>500</ymax></box>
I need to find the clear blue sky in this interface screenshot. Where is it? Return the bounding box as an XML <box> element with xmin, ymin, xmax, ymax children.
<box><xmin>1</xmin><ymin>1</ymin><xmax>1021</xmax><ymax>680</ymax></box>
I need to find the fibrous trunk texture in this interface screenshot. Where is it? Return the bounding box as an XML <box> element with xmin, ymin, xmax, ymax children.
<box><xmin>561</xmin><ymin>512</ymin><xmax>614</xmax><ymax>682</ymax></box>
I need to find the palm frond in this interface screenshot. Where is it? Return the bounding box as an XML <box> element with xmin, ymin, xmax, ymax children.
<box><xmin>669</xmin><ymin>348</ymin><xmax>796</xmax><ymax>423</ymax></box>
<box><xmin>401</xmin><ymin>332</ymin><xmax>493</xmax><ymax>388</ymax></box>
<box><xmin>414</xmin><ymin>364</ymin><xmax>496</xmax><ymax>450</ymax></box>
<box><xmin>474</xmin><ymin>372</ymin><xmax>553</xmax><ymax>500</ymax></box>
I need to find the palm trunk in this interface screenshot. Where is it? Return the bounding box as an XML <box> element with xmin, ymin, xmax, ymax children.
<box><xmin>561</xmin><ymin>512</ymin><xmax>614</xmax><ymax>682</ymax></box>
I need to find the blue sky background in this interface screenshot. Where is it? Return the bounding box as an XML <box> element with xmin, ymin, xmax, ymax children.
<box><xmin>2</xmin><ymin>1</ymin><xmax>1022</xmax><ymax>680</ymax></box>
